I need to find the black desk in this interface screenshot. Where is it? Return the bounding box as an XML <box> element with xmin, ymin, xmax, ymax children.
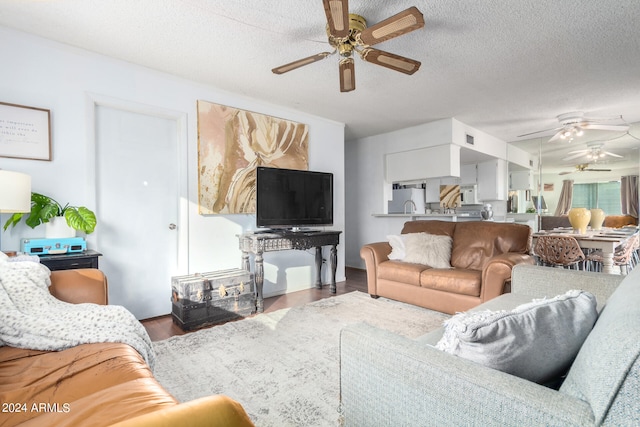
<box><xmin>38</xmin><ymin>250</ymin><xmax>102</xmax><ymax>271</ymax></box>
<box><xmin>238</xmin><ymin>231</ymin><xmax>341</xmax><ymax>312</ymax></box>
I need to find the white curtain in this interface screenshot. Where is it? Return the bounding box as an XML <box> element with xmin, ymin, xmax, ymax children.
<box><xmin>620</xmin><ymin>175</ymin><xmax>639</xmax><ymax>218</ymax></box>
<box><xmin>554</xmin><ymin>179</ymin><xmax>574</xmax><ymax>216</ymax></box>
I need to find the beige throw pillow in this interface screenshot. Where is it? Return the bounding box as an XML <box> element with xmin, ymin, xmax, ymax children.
<box><xmin>402</xmin><ymin>232</ymin><xmax>452</xmax><ymax>269</ymax></box>
<box><xmin>387</xmin><ymin>234</ymin><xmax>406</xmax><ymax>260</ymax></box>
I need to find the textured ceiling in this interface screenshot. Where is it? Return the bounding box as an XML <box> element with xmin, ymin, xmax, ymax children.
<box><xmin>1</xmin><ymin>0</ymin><xmax>640</xmax><ymax>174</ymax></box>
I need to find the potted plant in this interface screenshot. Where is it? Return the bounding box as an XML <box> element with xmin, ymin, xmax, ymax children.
<box><xmin>3</xmin><ymin>192</ymin><xmax>97</xmax><ymax>235</ymax></box>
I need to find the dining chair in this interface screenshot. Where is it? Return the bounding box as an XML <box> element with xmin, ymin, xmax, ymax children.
<box><xmin>586</xmin><ymin>233</ymin><xmax>639</xmax><ymax>275</ymax></box>
<box><xmin>533</xmin><ymin>235</ymin><xmax>586</xmax><ymax>270</ymax></box>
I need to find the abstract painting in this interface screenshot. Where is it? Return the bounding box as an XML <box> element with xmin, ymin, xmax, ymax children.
<box><xmin>197</xmin><ymin>100</ymin><xmax>309</xmax><ymax>214</ymax></box>
<box><xmin>439</xmin><ymin>185</ymin><xmax>461</xmax><ymax>208</ymax></box>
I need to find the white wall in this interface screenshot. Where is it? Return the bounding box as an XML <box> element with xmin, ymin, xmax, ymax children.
<box><xmin>0</xmin><ymin>27</ymin><xmax>345</xmax><ymax>298</ymax></box>
<box><xmin>452</xmin><ymin>118</ymin><xmax>507</xmax><ymax>160</ymax></box>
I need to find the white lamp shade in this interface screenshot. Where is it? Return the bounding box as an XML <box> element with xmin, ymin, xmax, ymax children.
<box><xmin>0</xmin><ymin>170</ymin><xmax>32</xmax><ymax>213</ymax></box>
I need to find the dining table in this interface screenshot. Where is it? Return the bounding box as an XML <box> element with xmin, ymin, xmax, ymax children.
<box><xmin>531</xmin><ymin>226</ymin><xmax>639</xmax><ymax>274</ymax></box>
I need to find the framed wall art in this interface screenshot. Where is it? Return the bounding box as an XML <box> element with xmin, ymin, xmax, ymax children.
<box><xmin>196</xmin><ymin>100</ymin><xmax>309</xmax><ymax>215</ymax></box>
<box><xmin>0</xmin><ymin>102</ymin><xmax>51</xmax><ymax>161</ymax></box>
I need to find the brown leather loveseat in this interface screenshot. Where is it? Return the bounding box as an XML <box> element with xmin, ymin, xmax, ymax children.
<box><xmin>0</xmin><ymin>268</ymin><xmax>255</xmax><ymax>427</ymax></box>
<box><xmin>361</xmin><ymin>220</ymin><xmax>535</xmax><ymax>314</ymax></box>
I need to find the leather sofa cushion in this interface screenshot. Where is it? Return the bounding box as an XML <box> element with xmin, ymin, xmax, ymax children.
<box><xmin>420</xmin><ymin>268</ymin><xmax>481</xmax><ymax>297</ymax></box>
<box><xmin>378</xmin><ymin>260</ymin><xmax>427</xmax><ymax>286</ymax></box>
<box><xmin>401</xmin><ymin>220</ymin><xmax>456</xmax><ymax>237</ymax></box>
<box><xmin>451</xmin><ymin>222</ymin><xmax>531</xmax><ymax>270</ymax></box>
<box><xmin>603</xmin><ymin>214</ymin><xmax>638</xmax><ymax>228</ymax></box>
<box><xmin>0</xmin><ymin>342</ymin><xmax>177</xmax><ymax>427</ymax></box>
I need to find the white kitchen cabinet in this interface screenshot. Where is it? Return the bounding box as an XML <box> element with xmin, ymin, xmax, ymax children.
<box><xmin>460</xmin><ymin>163</ymin><xmax>477</xmax><ymax>185</ymax></box>
<box><xmin>425</xmin><ymin>180</ymin><xmax>440</xmax><ymax>203</ymax></box>
<box><xmin>509</xmin><ymin>170</ymin><xmax>533</xmax><ymax>190</ymax></box>
<box><xmin>385</xmin><ymin>145</ymin><xmax>461</xmax><ymax>183</ymax></box>
<box><xmin>477</xmin><ymin>159</ymin><xmax>507</xmax><ymax>201</ymax></box>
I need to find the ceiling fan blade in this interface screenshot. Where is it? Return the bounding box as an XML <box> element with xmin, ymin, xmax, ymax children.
<box><xmin>562</xmin><ymin>151</ymin><xmax>588</xmax><ymax>161</ymax></box>
<box><xmin>358</xmin><ymin>6</ymin><xmax>425</xmax><ymax>46</ymax></box>
<box><xmin>548</xmin><ymin>130</ymin><xmax>564</xmax><ymax>142</ymax></box>
<box><xmin>272</xmin><ymin>52</ymin><xmax>333</xmax><ymax>74</ymax></box>
<box><xmin>516</xmin><ymin>126</ymin><xmax>561</xmax><ymax>138</ymax></box>
<box><xmin>323</xmin><ymin>0</ymin><xmax>349</xmax><ymax>38</ymax></box>
<box><xmin>559</xmin><ymin>171</ymin><xmax>574</xmax><ymax>175</ymax></box>
<box><xmin>339</xmin><ymin>58</ymin><xmax>355</xmax><ymax>92</ymax></box>
<box><xmin>566</xmin><ymin>148</ymin><xmax>589</xmax><ymax>155</ymax></box>
<box><xmin>585</xmin><ymin>168</ymin><xmax>612</xmax><ymax>172</ymax></box>
<box><xmin>603</xmin><ymin>150</ymin><xmax>623</xmax><ymax>158</ymax></box>
<box><xmin>581</xmin><ymin>123</ymin><xmax>630</xmax><ymax>132</ymax></box>
<box><xmin>360</xmin><ymin>47</ymin><xmax>421</xmax><ymax>74</ymax></box>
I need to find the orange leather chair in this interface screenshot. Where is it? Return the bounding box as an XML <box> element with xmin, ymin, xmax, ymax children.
<box><xmin>0</xmin><ymin>269</ymin><xmax>255</xmax><ymax>427</ymax></box>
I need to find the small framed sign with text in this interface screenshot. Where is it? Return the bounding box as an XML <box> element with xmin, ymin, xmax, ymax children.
<box><xmin>0</xmin><ymin>102</ymin><xmax>51</xmax><ymax>161</ymax></box>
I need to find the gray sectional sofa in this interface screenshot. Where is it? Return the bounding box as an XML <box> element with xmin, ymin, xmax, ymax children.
<box><xmin>340</xmin><ymin>264</ymin><xmax>639</xmax><ymax>426</ymax></box>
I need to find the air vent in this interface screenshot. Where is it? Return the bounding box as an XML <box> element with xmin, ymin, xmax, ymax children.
<box><xmin>466</xmin><ymin>134</ymin><xmax>474</xmax><ymax>145</ymax></box>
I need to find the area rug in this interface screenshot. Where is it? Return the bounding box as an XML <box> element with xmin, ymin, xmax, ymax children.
<box><xmin>153</xmin><ymin>291</ymin><xmax>450</xmax><ymax>427</ymax></box>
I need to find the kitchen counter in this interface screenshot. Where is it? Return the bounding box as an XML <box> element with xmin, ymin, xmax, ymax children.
<box><xmin>506</xmin><ymin>213</ymin><xmax>539</xmax><ymax>231</ymax></box>
<box><xmin>506</xmin><ymin>213</ymin><xmax>538</xmax><ymax>218</ymax></box>
<box><xmin>373</xmin><ymin>213</ymin><xmax>482</xmax><ymax>221</ymax></box>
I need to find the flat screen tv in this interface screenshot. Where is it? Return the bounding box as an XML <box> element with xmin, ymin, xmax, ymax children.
<box><xmin>256</xmin><ymin>166</ymin><xmax>333</xmax><ymax>229</ymax></box>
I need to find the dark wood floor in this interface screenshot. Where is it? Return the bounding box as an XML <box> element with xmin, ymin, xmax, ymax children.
<box><xmin>142</xmin><ymin>267</ymin><xmax>368</xmax><ymax>341</ymax></box>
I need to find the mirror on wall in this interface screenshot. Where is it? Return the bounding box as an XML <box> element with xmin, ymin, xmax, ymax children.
<box><xmin>510</xmin><ymin>126</ymin><xmax>640</xmax><ymax>220</ymax></box>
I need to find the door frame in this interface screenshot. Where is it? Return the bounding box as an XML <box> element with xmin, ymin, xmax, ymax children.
<box><xmin>85</xmin><ymin>93</ymin><xmax>189</xmax><ymax>275</ymax></box>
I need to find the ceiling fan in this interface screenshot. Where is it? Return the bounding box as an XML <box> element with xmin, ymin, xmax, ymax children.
<box><xmin>561</xmin><ymin>141</ymin><xmax>623</xmax><ymax>162</ymax></box>
<box><xmin>518</xmin><ymin>111</ymin><xmax>630</xmax><ymax>142</ymax></box>
<box><xmin>559</xmin><ymin>163</ymin><xmax>612</xmax><ymax>176</ymax></box>
<box><xmin>272</xmin><ymin>0</ymin><xmax>425</xmax><ymax>92</ymax></box>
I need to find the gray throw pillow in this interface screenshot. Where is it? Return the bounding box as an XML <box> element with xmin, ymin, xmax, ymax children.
<box><xmin>435</xmin><ymin>289</ymin><xmax>598</xmax><ymax>384</ymax></box>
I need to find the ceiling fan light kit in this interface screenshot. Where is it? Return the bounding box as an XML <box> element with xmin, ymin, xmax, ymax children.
<box><xmin>559</xmin><ymin>126</ymin><xmax>583</xmax><ymax>141</ymax></box>
<box><xmin>272</xmin><ymin>0</ymin><xmax>425</xmax><ymax>92</ymax></box>
<box><xmin>562</xmin><ymin>141</ymin><xmax>623</xmax><ymax>162</ymax></box>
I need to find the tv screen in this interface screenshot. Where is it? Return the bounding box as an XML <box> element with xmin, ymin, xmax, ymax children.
<box><xmin>256</xmin><ymin>167</ymin><xmax>333</xmax><ymax>229</ymax></box>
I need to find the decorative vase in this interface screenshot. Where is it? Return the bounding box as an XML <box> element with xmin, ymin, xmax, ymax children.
<box><xmin>568</xmin><ymin>207</ymin><xmax>591</xmax><ymax>234</ymax></box>
<box><xmin>590</xmin><ymin>208</ymin><xmax>605</xmax><ymax>231</ymax></box>
<box><xmin>45</xmin><ymin>216</ymin><xmax>76</xmax><ymax>238</ymax></box>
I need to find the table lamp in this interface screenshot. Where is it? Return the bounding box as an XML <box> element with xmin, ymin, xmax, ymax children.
<box><xmin>0</xmin><ymin>170</ymin><xmax>32</xmax><ymax>253</ymax></box>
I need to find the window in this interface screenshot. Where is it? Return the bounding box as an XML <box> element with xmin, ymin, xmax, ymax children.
<box><xmin>572</xmin><ymin>181</ymin><xmax>622</xmax><ymax>215</ymax></box>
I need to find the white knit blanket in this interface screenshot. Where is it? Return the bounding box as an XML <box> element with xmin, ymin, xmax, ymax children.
<box><xmin>0</xmin><ymin>260</ymin><xmax>155</xmax><ymax>370</ymax></box>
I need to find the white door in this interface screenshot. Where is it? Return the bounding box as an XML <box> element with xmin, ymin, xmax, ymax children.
<box><xmin>95</xmin><ymin>104</ymin><xmax>182</xmax><ymax>320</ymax></box>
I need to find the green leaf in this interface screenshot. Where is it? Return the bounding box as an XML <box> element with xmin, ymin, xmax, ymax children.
<box><xmin>31</xmin><ymin>192</ymin><xmax>53</xmax><ymax>205</ymax></box>
<box><xmin>25</xmin><ymin>203</ymin><xmax>46</xmax><ymax>228</ymax></box>
<box><xmin>3</xmin><ymin>191</ymin><xmax>97</xmax><ymax>233</ymax></box>
<box><xmin>3</xmin><ymin>213</ymin><xmax>24</xmax><ymax>231</ymax></box>
<box><xmin>64</xmin><ymin>207</ymin><xmax>97</xmax><ymax>234</ymax></box>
